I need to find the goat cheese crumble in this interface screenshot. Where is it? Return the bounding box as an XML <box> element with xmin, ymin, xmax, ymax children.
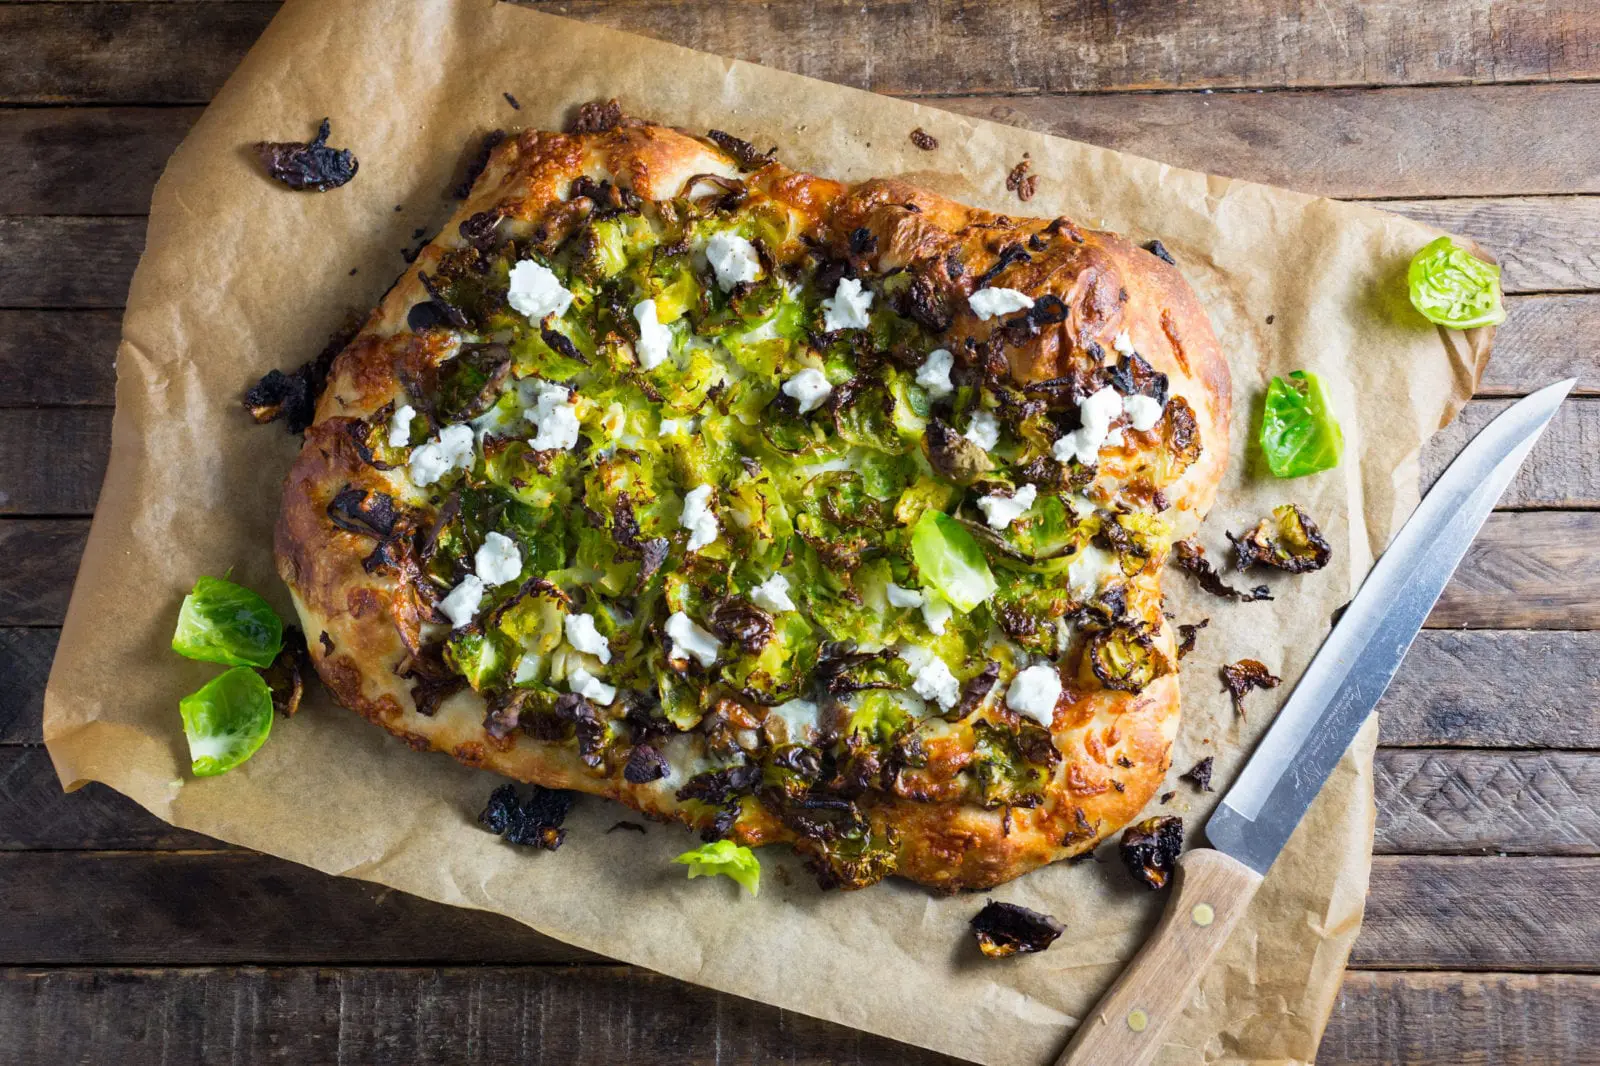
<box><xmin>569</xmin><ymin>664</ymin><xmax>617</xmax><ymax>705</ymax></box>
<box><xmin>474</xmin><ymin>531</ymin><xmax>523</xmax><ymax>587</ymax></box>
<box><xmin>665</xmin><ymin>611</ymin><xmax>722</xmax><ymax>667</ymax></box>
<box><xmin>439</xmin><ymin>575</ymin><xmax>486</xmax><ymax>629</ymax></box>
<box><xmin>964</xmin><ymin>410</ymin><xmax>1001</xmax><ymax>451</ymax></box>
<box><xmin>969</xmin><ymin>286</ymin><xmax>1034</xmax><ymax>321</ymax></box>
<box><xmin>822</xmin><ymin>276</ymin><xmax>874</xmax><ymax>331</ymax></box>
<box><xmin>408</xmin><ymin>423</ymin><xmax>476</xmax><ymax>486</ymax></box>
<box><xmin>915</xmin><ymin>348</ymin><xmax>955</xmax><ymax>398</ymax></box>
<box><xmin>750</xmin><ymin>573</ymin><xmax>796</xmax><ymax>613</ymax></box>
<box><xmin>1052</xmin><ymin>386</ymin><xmax>1123</xmax><ymax>465</ymax></box>
<box><xmin>1006</xmin><ymin>664</ymin><xmax>1063</xmax><ymax>726</ymax></box>
<box><xmin>680</xmin><ymin>484</ymin><xmax>720</xmax><ymax>551</ymax></box>
<box><xmin>506</xmin><ymin>259</ymin><xmax>573</xmax><ymax>321</ymax></box>
<box><xmin>387</xmin><ymin>404</ymin><xmax>416</xmax><ymax>448</ymax></box>
<box><xmin>977</xmin><ymin>484</ymin><xmax>1037</xmax><ymax>530</ymax></box>
<box><xmin>782</xmin><ymin>367</ymin><xmax>833</xmax><ymax>413</ymax></box>
<box><xmin>564</xmin><ymin>612</ymin><xmax>612</xmax><ymax>664</ymax></box>
<box><xmin>1123</xmin><ymin>393</ymin><xmax>1165</xmax><ymax>432</ymax></box>
<box><xmin>705</xmin><ymin>231</ymin><xmax>761</xmax><ymax>291</ymax></box>
<box><xmin>526</xmin><ymin>380</ymin><xmax>581</xmax><ymax>451</ymax></box>
<box><xmin>633</xmin><ymin>298</ymin><xmax>673</xmax><ymax>370</ymax></box>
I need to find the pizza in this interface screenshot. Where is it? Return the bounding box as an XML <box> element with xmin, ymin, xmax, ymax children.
<box><xmin>274</xmin><ymin>108</ymin><xmax>1230</xmax><ymax>892</ymax></box>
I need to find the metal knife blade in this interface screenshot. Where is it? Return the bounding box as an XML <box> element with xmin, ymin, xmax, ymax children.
<box><xmin>1206</xmin><ymin>378</ymin><xmax>1576</xmax><ymax>874</ymax></box>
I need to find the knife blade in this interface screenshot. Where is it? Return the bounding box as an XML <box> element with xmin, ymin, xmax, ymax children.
<box><xmin>1058</xmin><ymin>377</ymin><xmax>1575</xmax><ymax>1066</ymax></box>
<box><xmin>1205</xmin><ymin>376</ymin><xmax>1575</xmax><ymax>873</ymax></box>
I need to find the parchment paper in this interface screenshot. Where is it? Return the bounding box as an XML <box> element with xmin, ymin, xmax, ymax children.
<box><xmin>42</xmin><ymin>2</ymin><xmax>1490</xmax><ymax>1062</ymax></box>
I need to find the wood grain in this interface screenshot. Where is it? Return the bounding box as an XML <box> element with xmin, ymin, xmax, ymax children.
<box><xmin>1378</xmin><ymin>630</ymin><xmax>1600</xmax><ymax>749</ymax></box>
<box><xmin>0</xmin><ymin>217</ymin><xmax>144</xmax><ymax>308</ymax></box>
<box><xmin>0</xmin><ymin>850</ymin><xmax>593</xmax><ymax>965</ymax></box>
<box><xmin>0</xmin><ymin>748</ymin><xmax>221</xmax><ymax>850</ymax></box>
<box><xmin>1355</xmin><ymin>856</ymin><xmax>1600</xmax><ymax>971</ymax></box>
<box><xmin>9</xmin><ymin>1</ymin><xmax>1597</xmax><ymax>103</ymax></box>
<box><xmin>0</xmin><ymin>629</ymin><xmax>54</xmax><ymax>744</ymax></box>
<box><xmin>1421</xmin><ymin>399</ymin><xmax>1600</xmax><ymax>509</ymax></box>
<box><xmin>0</xmin><ymin>409</ymin><xmax>110</xmax><ymax>515</ymax></box>
<box><xmin>0</xmin><ymin>965</ymin><xmax>1592</xmax><ymax>1066</ymax></box>
<box><xmin>1374</xmin><ymin>750</ymin><xmax>1600</xmax><ymax>856</ymax></box>
<box><xmin>1388</xmin><ymin>197</ymin><xmax>1600</xmax><ymax>294</ymax></box>
<box><xmin>1482</xmin><ymin>294</ymin><xmax>1600</xmax><ymax>396</ymax></box>
<box><xmin>0</xmin><ymin>520</ymin><xmax>87</xmax><ymax>626</ymax></box>
<box><xmin>0</xmin><ymin>106</ymin><xmax>196</xmax><ymax>215</ymax></box>
<box><xmin>0</xmin><ymin>849</ymin><xmax>1590</xmax><ymax>970</ymax></box>
<box><xmin>0</xmin><ymin>310</ymin><xmax>120</xmax><ymax>406</ymax></box>
<box><xmin>1431</xmin><ymin>512</ymin><xmax>1600</xmax><ymax>630</ymax></box>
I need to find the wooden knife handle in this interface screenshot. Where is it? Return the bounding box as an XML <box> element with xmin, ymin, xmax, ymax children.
<box><xmin>1055</xmin><ymin>848</ymin><xmax>1264</xmax><ymax>1066</ymax></box>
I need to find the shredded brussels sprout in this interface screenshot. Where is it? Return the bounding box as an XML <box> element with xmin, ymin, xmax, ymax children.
<box><xmin>1407</xmin><ymin>236</ymin><xmax>1506</xmax><ymax>329</ymax></box>
<box><xmin>675</xmin><ymin>839</ymin><xmax>761</xmax><ymax>895</ymax></box>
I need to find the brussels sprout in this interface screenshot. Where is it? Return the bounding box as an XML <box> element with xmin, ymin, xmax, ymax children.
<box><xmin>910</xmin><ymin>510</ymin><xmax>997</xmax><ymax>612</ymax></box>
<box><xmin>178</xmin><ymin>666</ymin><xmax>275</xmax><ymax>777</ymax></box>
<box><xmin>674</xmin><ymin>839</ymin><xmax>762</xmax><ymax>896</ymax></box>
<box><xmin>172</xmin><ymin>576</ymin><xmax>284</xmax><ymax>669</ymax></box>
<box><xmin>1087</xmin><ymin>624</ymin><xmax>1171</xmax><ymax>693</ymax></box>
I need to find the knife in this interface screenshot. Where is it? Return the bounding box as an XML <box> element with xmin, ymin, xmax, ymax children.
<box><xmin>1057</xmin><ymin>377</ymin><xmax>1576</xmax><ymax>1066</ymax></box>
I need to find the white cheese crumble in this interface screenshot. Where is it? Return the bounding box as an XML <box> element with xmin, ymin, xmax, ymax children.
<box><xmin>750</xmin><ymin>573</ymin><xmax>796</xmax><ymax>613</ymax></box>
<box><xmin>632</xmin><ymin>298</ymin><xmax>673</xmax><ymax>371</ymax></box>
<box><xmin>474</xmin><ymin>531</ymin><xmax>523</xmax><ymax>586</ymax></box>
<box><xmin>408</xmin><ymin>423</ymin><xmax>476</xmax><ymax>486</ymax></box>
<box><xmin>969</xmin><ymin>286</ymin><xmax>1034</xmax><ymax>321</ymax></box>
<box><xmin>438</xmin><ymin>575</ymin><xmax>486</xmax><ymax>629</ymax></box>
<box><xmin>665</xmin><ymin>611</ymin><xmax>722</xmax><ymax>667</ymax></box>
<box><xmin>915</xmin><ymin>348</ymin><xmax>955</xmax><ymax>398</ymax></box>
<box><xmin>907</xmin><ymin>654</ymin><xmax>960</xmax><ymax>711</ymax></box>
<box><xmin>1103</xmin><ymin>427</ymin><xmax>1126</xmax><ymax>449</ymax></box>
<box><xmin>782</xmin><ymin>367</ymin><xmax>833</xmax><ymax>413</ymax></box>
<box><xmin>526</xmin><ymin>380</ymin><xmax>581</xmax><ymax>451</ymax></box>
<box><xmin>506</xmin><ymin>259</ymin><xmax>573</xmax><ymax>321</ymax></box>
<box><xmin>977</xmin><ymin>484</ymin><xmax>1037</xmax><ymax>530</ymax></box>
<box><xmin>563</xmin><ymin>612</ymin><xmax>612</xmax><ymax>664</ymax></box>
<box><xmin>513</xmin><ymin>653</ymin><xmax>541</xmax><ymax>684</ymax></box>
<box><xmin>822</xmin><ymin>277</ymin><xmax>874</xmax><ymax>331</ymax></box>
<box><xmin>387</xmin><ymin>404</ymin><xmax>416</xmax><ymax>448</ymax></box>
<box><xmin>921</xmin><ymin>591</ymin><xmax>954</xmax><ymax>635</ymax></box>
<box><xmin>886</xmin><ymin>582</ymin><xmax>924</xmax><ymax>608</ymax></box>
<box><xmin>680</xmin><ymin>484</ymin><xmax>719</xmax><ymax>551</ymax></box>
<box><xmin>1006</xmin><ymin>664</ymin><xmax>1063</xmax><ymax>726</ymax></box>
<box><xmin>705</xmin><ymin>231</ymin><xmax>761</xmax><ymax>291</ymax></box>
<box><xmin>964</xmin><ymin>410</ymin><xmax>1001</xmax><ymax>452</ymax></box>
<box><xmin>1052</xmin><ymin>386</ymin><xmax>1123</xmax><ymax>465</ymax></box>
<box><xmin>1113</xmin><ymin>329</ymin><xmax>1136</xmax><ymax>356</ymax></box>
<box><xmin>1069</xmin><ymin>545</ymin><xmax>1122</xmax><ymax>598</ymax></box>
<box><xmin>568</xmin><ymin>664</ymin><xmax>616</xmax><ymax>705</ymax></box>
<box><xmin>1123</xmin><ymin>393</ymin><xmax>1165</xmax><ymax>432</ymax></box>
<box><xmin>766</xmin><ymin>698</ymin><xmax>820</xmax><ymax>743</ymax></box>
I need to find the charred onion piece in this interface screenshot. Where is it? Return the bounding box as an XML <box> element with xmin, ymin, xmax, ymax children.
<box><xmin>255</xmin><ymin>118</ymin><xmax>359</xmax><ymax>192</ymax></box>
<box><xmin>1172</xmin><ymin>539</ymin><xmax>1272</xmax><ymax>602</ymax></box>
<box><xmin>970</xmin><ymin>899</ymin><xmax>1065</xmax><ymax>957</ymax></box>
<box><xmin>1181</xmin><ymin>755</ymin><xmax>1215</xmax><ymax>792</ymax></box>
<box><xmin>1176</xmin><ymin>619</ymin><xmax>1209</xmax><ymax>660</ymax></box>
<box><xmin>1221</xmin><ymin>658</ymin><xmax>1282</xmax><ymax>716</ymax></box>
<box><xmin>259</xmin><ymin>625</ymin><xmax>310</xmax><ymax>717</ymax></box>
<box><xmin>1229</xmin><ymin>504</ymin><xmax>1333</xmax><ymax>573</ymax></box>
<box><xmin>477</xmin><ymin>783</ymin><xmax>576</xmax><ymax>851</ymax></box>
<box><xmin>1120</xmin><ymin>815</ymin><xmax>1184</xmax><ymax>890</ymax></box>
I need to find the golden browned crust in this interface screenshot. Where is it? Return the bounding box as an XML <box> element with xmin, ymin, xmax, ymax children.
<box><xmin>276</xmin><ymin>121</ymin><xmax>1231</xmax><ymax>892</ymax></box>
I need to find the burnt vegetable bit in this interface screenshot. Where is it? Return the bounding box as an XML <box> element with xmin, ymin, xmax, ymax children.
<box><xmin>453</xmin><ymin>129</ymin><xmax>507</xmax><ymax>199</ymax></box>
<box><xmin>705</xmin><ymin>129</ymin><xmax>775</xmax><ymax>171</ymax></box>
<box><xmin>1181</xmin><ymin>756</ymin><xmax>1214</xmax><ymax>792</ymax></box>
<box><xmin>244</xmin><ymin>318</ymin><xmax>357</xmax><ymax>434</ymax></box>
<box><xmin>909</xmin><ymin>127</ymin><xmax>939</xmax><ymax>151</ymax></box>
<box><xmin>607</xmin><ymin>820</ymin><xmax>648</xmax><ymax>834</ymax></box>
<box><xmin>1005</xmin><ymin>157</ymin><xmax>1038</xmax><ymax>202</ymax></box>
<box><xmin>1171</xmin><ymin>538</ymin><xmax>1271</xmax><ymax>603</ymax></box>
<box><xmin>1221</xmin><ymin>659</ymin><xmax>1282</xmax><ymax>716</ymax></box>
<box><xmin>255</xmin><ymin>118</ymin><xmax>359</xmax><ymax>192</ymax></box>
<box><xmin>569</xmin><ymin>98</ymin><xmax>625</xmax><ymax>134</ymax></box>
<box><xmin>259</xmin><ymin>625</ymin><xmax>311</xmax><ymax>717</ymax></box>
<box><xmin>1143</xmin><ymin>239</ymin><xmax>1176</xmax><ymax>265</ymax></box>
<box><xmin>1176</xmin><ymin>618</ymin><xmax>1209</xmax><ymax>660</ymax></box>
<box><xmin>1120</xmin><ymin>815</ymin><xmax>1184</xmax><ymax>890</ymax></box>
<box><xmin>477</xmin><ymin>782</ymin><xmax>577</xmax><ymax>851</ymax></box>
<box><xmin>969</xmin><ymin>899</ymin><xmax>1065</xmax><ymax>958</ymax></box>
<box><xmin>1230</xmin><ymin>504</ymin><xmax>1333</xmax><ymax>574</ymax></box>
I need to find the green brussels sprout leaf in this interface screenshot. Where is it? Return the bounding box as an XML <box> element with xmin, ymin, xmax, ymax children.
<box><xmin>171</xmin><ymin>575</ymin><xmax>284</xmax><ymax>668</ymax></box>
<box><xmin>674</xmin><ymin>839</ymin><xmax>761</xmax><ymax>896</ymax></box>
<box><xmin>1407</xmin><ymin>236</ymin><xmax>1506</xmax><ymax>329</ymax></box>
<box><xmin>179</xmin><ymin>666</ymin><xmax>275</xmax><ymax>777</ymax></box>
<box><xmin>1259</xmin><ymin>371</ymin><xmax>1343</xmax><ymax>479</ymax></box>
<box><xmin>910</xmin><ymin>510</ymin><xmax>997</xmax><ymax>612</ymax></box>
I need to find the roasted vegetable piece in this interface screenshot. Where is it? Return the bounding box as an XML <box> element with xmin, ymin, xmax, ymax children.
<box><xmin>478</xmin><ymin>782</ymin><xmax>575</xmax><ymax>851</ymax></box>
<box><xmin>259</xmin><ymin>626</ymin><xmax>311</xmax><ymax>717</ymax></box>
<box><xmin>172</xmin><ymin>576</ymin><xmax>285</xmax><ymax>669</ymax></box>
<box><xmin>1407</xmin><ymin>236</ymin><xmax>1507</xmax><ymax>329</ymax></box>
<box><xmin>1221</xmin><ymin>658</ymin><xmax>1282</xmax><ymax>716</ymax></box>
<box><xmin>255</xmin><ymin>118</ymin><xmax>359</xmax><ymax>192</ymax></box>
<box><xmin>178</xmin><ymin>667</ymin><xmax>275</xmax><ymax>777</ymax></box>
<box><xmin>1181</xmin><ymin>755</ymin><xmax>1214</xmax><ymax>792</ymax></box>
<box><xmin>1175</xmin><ymin>619</ymin><xmax>1208</xmax><ymax>660</ymax></box>
<box><xmin>911</xmin><ymin>509</ymin><xmax>997</xmax><ymax>612</ymax></box>
<box><xmin>1171</xmin><ymin>539</ymin><xmax>1271</xmax><ymax>603</ymax></box>
<box><xmin>1120</xmin><ymin>815</ymin><xmax>1184</xmax><ymax>890</ymax></box>
<box><xmin>675</xmin><ymin>839</ymin><xmax>761</xmax><ymax>895</ymax></box>
<box><xmin>1087</xmin><ymin>625</ymin><xmax>1171</xmax><ymax>693</ymax></box>
<box><xmin>1260</xmin><ymin>371</ymin><xmax>1343</xmax><ymax>479</ymax></box>
<box><xmin>1230</xmin><ymin>504</ymin><xmax>1333</xmax><ymax>574</ymax></box>
<box><xmin>969</xmin><ymin>899</ymin><xmax>1065</xmax><ymax>957</ymax></box>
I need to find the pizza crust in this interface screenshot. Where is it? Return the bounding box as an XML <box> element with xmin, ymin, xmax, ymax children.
<box><xmin>276</xmin><ymin>121</ymin><xmax>1230</xmax><ymax>892</ymax></box>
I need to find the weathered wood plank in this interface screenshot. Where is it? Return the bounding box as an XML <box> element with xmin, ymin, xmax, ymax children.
<box><xmin>0</xmin><ymin>217</ymin><xmax>144</xmax><ymax>308</ymax></box>
<box><xmin>0</xmin><ymin>310</ymin><xmax>120</xmax><ymax>406</ymax></box>
<box><xmin>949</xmin><ymin>84</ymin><xmax>1600</xmax><ymax>200</ymax></box>
<box><xmin>0</xmin><ymin>520</ymin><xmax>87</xmax><ymax>627</ymax></box>
<box><xmin>1374</xmin><ymin>750</ymin><xmax>1600</xmax><ymax>856</ymax></box>
<box><xmin>1481</xmin><ymin>294</ymin><xmax>1600</xmax><ymax>396</ymax></box>
<box><xmin>11</xmin><ymin>1</ymin><xmax>1595</xmax><ymax>103</ymax></box>
<box><xmin>10</xmin><ymin>627</ymin><xmax>1591</xmax><ymax>751</ymax></box>
<box><xmin>11</xmin><ymin>86</ymin><xmax>1600</xmax><ymax>219</ymax></box>
<box><xmin>1388</xmin><ymin>197</ymin><xmax>1600</xmax><ymax>294</ymax></box>
<box><xmin>1378</xmin><ymin>630</ymin><xmax>1600</xmax><ymax>749</ymax></box>
<box><xmin>0</xmin><ymin>748</ymin><xmax>220</xmax><ymax>850</ymax></box>
<box><xmin>0</xmin><ymin>850</ymin><xmax>592</xmax><ymax>965</ymax></box>
<box><xmin>1421</xmin><ymin>398</ymin><xmax>1599</xmax><ymax>509</ymax></box>
<box><xmin>2</xmin><ymin>511</ymin><xmax>1590</xmax><ymax>630</ymax></box>
<box><xmin>11</xmin><ymin>742</ymin><xmax>1597</xmax><ymax>855</ymax></box>
<box><xmin>1327</xmin><ymin>971</ymin><xmax>1600</xmax><ymax>1066</ymax></box>
<box><xmin>0</xmin><ymin>965</ymin><xmax>1592</xmax><ymax>1066</ymax></box>
<box><xmin>1356</xmin><ymin>856</ymin><xmax>1600</xmax><ymax>970</ymax></box>
<box><xmin>0</xmin><ymin>409</ymin><xmax>110</xmax><ymax>515</ymax></box>
<box><xmin>0</xmin><ymin>107</ymin><xmax>197</xmax><ymax>215</ymax></box>
<box><xmin>0</xmin><ymin>850</ymin><xmax>1591</xmax><ymax>969</ymax></box>
<box><xmin>0</xmin><ymin>629</ymin><xmax>52</xmax><ymax>745</ymax></box>
<box><xmin>1431</xmin><ymin>512</ymin><xmax>1600</xmax><ymax>630</ymax></box>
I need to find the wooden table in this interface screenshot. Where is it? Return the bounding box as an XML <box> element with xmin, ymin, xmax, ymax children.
<box><xmin>2</xmin><ymin>2</ymin><xmax>1597</xmax><ymax>1062</ymax></box>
